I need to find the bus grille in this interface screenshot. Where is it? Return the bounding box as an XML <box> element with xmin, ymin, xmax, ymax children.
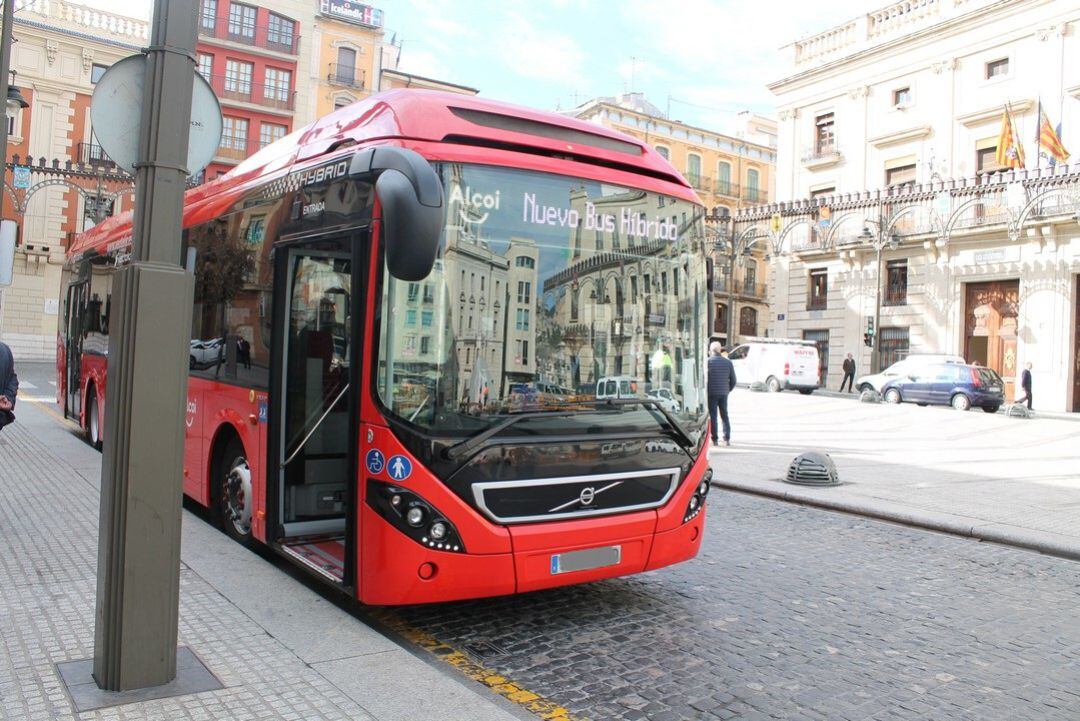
<box><xmin>471</xmin><ymin>468</ymin><xmax>682</xmax><ymax>524</ymax></box>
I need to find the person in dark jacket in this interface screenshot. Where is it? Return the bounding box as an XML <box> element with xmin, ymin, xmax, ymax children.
<box><xmin>0</xmin><ymin>341</ymin><xmax>18</xmax><ymax>432</ymax></box>
<box><xmin>840</xmin><ymin>353</ymin><xmax>856</xmax><ymax>393</ymax></box>
<box><xmin>1019</xmin><ymin>362</ymin><xmax>1033</xmax><ymax>410</ymax></box>
<box><xmin>707</xmin><ymin>341</ymin><xmax>736</xmax><ymax>447</ymax></box>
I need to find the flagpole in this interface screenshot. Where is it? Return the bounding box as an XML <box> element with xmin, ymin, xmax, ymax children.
<box><xmin>1036</xmin><ymin>97</ymin><xmax>1042</xmax><ymax>169</ymax></box>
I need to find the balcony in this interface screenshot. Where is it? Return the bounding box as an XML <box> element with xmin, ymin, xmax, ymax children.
<box><xmin>211</xmin><ymin>74</ymin><xmax>296</xmax><ymax>112</ymax></box>
<box><xmin>715</xmin><ymin>181</ymin><xmax>740</xmax><ymax>199</ymax></box>
<box><xmin>327</xmin><ymin>64</ymin><xmax>365</xmax><ymax>90</ymax></box>
<box><xmin>802</xmin><ymin>144</ymin><xmax>843</xmax><ymax>170</ymax></box>
<box><xmin>743</xmin><ymin>187</ymin><xmax>766</xmax><ymax>204</ymax></box>
<box><xmin>197</xmin><ymin>14</ymin><xmax>300</xmax><ymax>55</ymax></box>
<box><xmin>685</xmin><ymin>173</ymin><xmax>710</xmax><ymax>192</ymax></box>
<box><xmin>77</xmin><ymin>142</ymin><xmax>116</xmax><ymax>171</ymax></box>
<box><xmin>713</xmin><ymin>275</ymin><xmax>767</xmax><ymax>300</ymax></box>
<box><xmin>215</xmin><ymin>136</ymin><xmax>265</xmax><ymax>163</ymax></box>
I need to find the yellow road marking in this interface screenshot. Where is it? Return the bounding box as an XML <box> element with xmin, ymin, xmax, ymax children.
<box><xmin>373</xmin><ymin>611</ymin><xmax>583</xmax><ymax>721</ymax></box>
<box><xmin>24</xmin><ymin>398</ymin><xmax>79</xmax><ymax>428</ymax></box>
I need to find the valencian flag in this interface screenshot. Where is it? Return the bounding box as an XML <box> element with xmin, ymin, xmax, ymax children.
<box><xmin>1036</xmin><ymin>100</ymin><xmax>1069</xmax><ymax>165</ymax></box>
<box><xmin>995</xmin><ymin>103</ymin><xmax>1025</xmax><ymax>169</ymax></box>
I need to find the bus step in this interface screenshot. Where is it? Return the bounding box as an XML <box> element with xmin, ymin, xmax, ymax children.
<box><xmin>280</xmin><ymin>537</ymin><xmax>345</xmax><ymax>583</ymax></box>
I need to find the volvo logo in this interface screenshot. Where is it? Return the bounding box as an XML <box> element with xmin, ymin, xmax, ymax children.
<box><xmin>547</xmin><ymin>480</ymin><xmax>624</xmax><ymax>513</ymax></box>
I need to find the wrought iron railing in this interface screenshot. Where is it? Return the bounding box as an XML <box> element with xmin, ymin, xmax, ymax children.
<box><xmin>197</xmin><ymin>13</ymin><xmax>300</xmax><ymax>54</ymax></box>
<box><xmin>327</xmin><ymin>64</ymin><xmax>364</xmax><ymax>90</ymax></box>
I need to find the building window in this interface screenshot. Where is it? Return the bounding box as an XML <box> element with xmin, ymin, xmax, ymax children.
<box><xmin>515</xmin><ymin>308</ymin><xmax>530</xmax><ymax>330</ymax></box>
<box><xmin>199</xmin><ymin>0</ymin><xmax>217</xmax><ymax>31</ymax></box>
<box><xmin>517</xmin><ymin>281</ymin><xmax>531</xmax><ymax>304</ymax></box>
<box><xmin>810</xmin><ymin>186</ymin><xmax>835</xmax><ymax>201</ymax></box>
<box><xmin>264</xmin><ymin>68</ymin><xmax>291</xmax><ymax>103</ymax></box>
<box><xmin>985</xmin><ymin>58</ymin><xmax>1009</xmax><ymax>79</ymax></box>
<box><xmin>717</xmin><ymin>161</ymin><xmax>732</xmax><ymax>195</ymax></box>
<box><xmin>815</xmin><ymin>112</ymin><xmax>835</xmax><ymax>154</ymax></box>
<box><xmin>808</xmin><ymin>268</ymin><xmax>828</xmax><ymax>310</ymax></box>
<box><xmin>405</xmin><ymin>309</ymin><xmax>416</xmax><ymax>325</ymax></box>
<box><xmin>221</xmin><ymin>116</ymin><xmax>249</xmax><ymax>151</ymax></box>
<box><xmin>227</xmin><ymin>2</ymin><xmax>256</xmax><ymax>42</ymax></box>
<box><xmin>739</xmin><ymin>307</ymin><xmax>757</xmax><ymax>336</ymax></box>
<box><xmin>421</xmin><ymin>310</ymin><xmax>433</xmax><ymax>327</ymax></box>
<box><xmin>879</xmin><ymin>327</ymin><xmax>910</xmax><ymax>370</ymax></box>
<box><xmin>420</xmin><ymin>336</ymin><xmax>430</xmax><ymax>355</ymax></box>
<box><xmin>886</xmin><ymin>163</ymin><xmax>916</xmax><ymax>189</ymax></box>
<box><xmin>334</xmin><ymin>96</ymin><xmax>353</xmax><ymax>110</ymax></box>
<box><xmin>686</xmin><ymin>153</ymin><xmax>701</xmax><ymax>186</ymax></box>
<box><xmin>746</xmin><ymin>168</ymin><xmax>760</xmax><ymax>202</ymax></box>
<box><xmin>714</xmin><ymin>302</ymin><xmax>728</xmax><ymax>335</ymax></box>
<box><xmin>743</xmin><ymin>261</ymin><xmax>757</xmax><ymax>293</ymax></box>
<box><xmin>335</xmin><ymin>47</ymin><xmax>358</xmax><ymax>85</ymax></box>
<box><xmin>224</xmin><ymin>59</ymin><xmax>253</xmax><ymax>96</ymax></box>
<box><xmin>521</xmin><ymin>340</ymin><xmax>528</xmax><ymax>365</ymax></box>
<box><xmin>803</xmin><ymin>329</ymin><xmax>830</xmax><ymax>383</ymax></box>
<box><xmin>407</xmin><ymin>283</ymin><xmax>419</xmax><ymax>301</ymax></box>
<box><xmin>90</xmin><ymin>63</ymin><xmax>109</xmax><ymax>84</ymax></box>
<box><xmin>259</xmin><ymin>122</ymin><xmax>287</xmax><ymax>147</ymax></box>
<box><xmin>515</xmin><ymin>256</ymin><xmax>535</xmax><ymax>268</ymax></box>
<box><xmin>267</xmin><ymin>13</ymin><xmax>295</xmax><ymax>51</ymax></box>
<box><xmin>655</xmin><ymin>145</ymin><xmax>669</xmax><ymax>160</ymax></box>
<box><xmin>884</xmin><ymin>260</ymin><xmax>908</xmax><ymax>306</ymax></box>
<box><xmin>976</xmin><ymin>145</ymin><xmax>1001</xmax><ymax>175</ymax></box>
<box><xmin>196</xmin><ymin>53</ymin><xmax>213</xmax><ymax>80</ymax></box>
<box><xmin>892</xmin><ymin>87</ymin><xmax>911</xmax><ymax>107</ymax></box>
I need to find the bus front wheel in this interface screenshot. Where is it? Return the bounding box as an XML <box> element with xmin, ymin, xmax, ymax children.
<box><xmin>87</xmin><ymin>390</ymin><xmax>102</xmax><ymax>451</ymax></box>
<box><xmin>219</xmin><ymin>438</ymin><xmax>253</xmax><ymax>544</ymax></box>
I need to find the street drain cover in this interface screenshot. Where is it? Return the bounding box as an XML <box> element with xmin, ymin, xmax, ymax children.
<box><xmin>785</xmin><ymin>451</ymin><xmax>840</xmax><ymax>486</ymax></box>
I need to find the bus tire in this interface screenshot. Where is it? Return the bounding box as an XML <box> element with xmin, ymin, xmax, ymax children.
<box><xmin>216</xmin><ymin>435</ymin><xmax>253</xmax><ymax>545</ymax></box>
<box><xmin>766</xmin><ymin>376</ymin><xmax>781</xmax><ymax>393</ymax></box>
<box><xmin>87</xmin><ymin>387</ymin><xmax>103</xmax><ymax>451</ymax></box>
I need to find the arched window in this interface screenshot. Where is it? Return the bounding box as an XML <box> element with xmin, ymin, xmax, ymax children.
<box><xmin>655</xmin><ymin>145</ymin><xmax>669</xmax><ymax>160</ymax></box>
<box><xmin>717</xmin><ymin>161</ymin><xmax>732</xmax><ymax>195</ymax></box>
<box><xmin>746</xmin><ymin>168</ymin><xmax>760</xmax><ymax>203</ymax></box>
<box><xmin>739</xmin><ymin>306</ymin><xmax>758</xmax><ymax>336</ymax></box>
<box><xmin>571</xmin><ymin>287</ymin><xmax>579</xmax><ymax>321</ymax></box>
<box><xmin>714</xmin><ymin>303</ymin><xmax>728</xmax><ymax>334</ymax></box>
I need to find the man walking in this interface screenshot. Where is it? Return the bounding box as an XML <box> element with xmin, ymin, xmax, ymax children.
<box><xmin>0</xmin><ymin>340</ymin><xmax>18</xmax><ymax>432</ymax></box>
<box><xmin>840</xmin><ymin>353</ymin><xmax>856</xmax><ymax>393</ymax></box>
<box><xmin>1019</xmin><ymin>361</ymin><xmax>1033</xmax><ymax>410</ymax></box>
<box><xmin>707</xmin><ymin>341</ymin><xmax>736</xmax><ymax>447</ymax></box>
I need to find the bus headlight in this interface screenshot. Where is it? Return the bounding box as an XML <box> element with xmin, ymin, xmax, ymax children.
<box><xmin>367</xmin><ymin>480</ymin><xmax>465</xmax><ymax>553</ymax></box>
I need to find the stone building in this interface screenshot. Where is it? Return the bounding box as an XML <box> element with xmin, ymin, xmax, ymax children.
<box><xmin>749</xmin><ymin>0</ymin><xmax>1080</xmax><ymax>411</ymax></box>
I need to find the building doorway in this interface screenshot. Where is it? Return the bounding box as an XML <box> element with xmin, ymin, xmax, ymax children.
<box><xmin>964</xmin><ymin>280</ymin><xmax>1019</xmax><ymax>400</ymax></box>
<box><xmin>802</xmin><ymin>329</ymin><xmax>829</xmax><ymax>386</ymax></box>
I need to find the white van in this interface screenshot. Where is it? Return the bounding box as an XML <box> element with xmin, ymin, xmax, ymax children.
<box><xmin>727</xmin><ymin>339</ymin><xmax>820</xmax><ymax>394</ymax></box>
<box><xmin>596</xmin><ymin>376</ymin><xmax>637</xmax><ymax>401</ymax></box>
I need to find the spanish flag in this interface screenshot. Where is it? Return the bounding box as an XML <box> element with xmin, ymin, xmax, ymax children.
<box><xmin>1036</xmin><ymin>101</ymin><xmax>1069</xmax><ymax>165</ymax></box>
<box><xmin>995</xmin><ymin>104</ymin><xmax>1025</xmax><ymax>169</ymax></box>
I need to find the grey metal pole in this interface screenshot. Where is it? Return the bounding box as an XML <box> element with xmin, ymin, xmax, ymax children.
<box><xmin>0</xmin><ymin>0</ymin><xmax>14</xmax><ymax>219</ymax></box>
<box><xmin>93</xmin><ymin>0</ymin><xmax>197</xmax><ymax>692</ymax></box>
<box><xmin>871</xmin><ymin>238</ymin><xmax>883</xmax><ymax>374</ymax></box>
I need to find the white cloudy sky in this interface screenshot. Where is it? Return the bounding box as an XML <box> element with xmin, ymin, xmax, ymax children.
<box><xmin>67</xmin><ymin>0</ymin><xmax>871</xmax><ymax>129</ymax></box>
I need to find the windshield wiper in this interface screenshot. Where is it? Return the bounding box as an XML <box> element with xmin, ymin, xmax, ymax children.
<box><xmin>563</xmin><ymin>398</ymin><xmax>696</xmax><ymax>449</ymax></box>
<box><xmin>443</xmin><ymin>398</ymin><xmax>695</xmax><ymax>462</ymax></box>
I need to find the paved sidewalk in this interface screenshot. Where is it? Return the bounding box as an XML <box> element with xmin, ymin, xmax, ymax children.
<box><xmin>709</xmin><ymin>391</ymin><xmax>1080</xmax><ymax>560</ymax></box>
<box><xmin>1</xmin><ymin>400</ymin><xmax>524</xmax><ymax>721</ymax></box>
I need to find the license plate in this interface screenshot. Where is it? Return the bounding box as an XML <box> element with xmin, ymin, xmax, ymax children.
<box><xmin>550</xmin><ymin>545</ymin><xmax>621</xmax><ymax>575</ymax></box>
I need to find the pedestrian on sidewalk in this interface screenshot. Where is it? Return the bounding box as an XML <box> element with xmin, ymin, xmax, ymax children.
<box><xmin>0</xmin><ymin>340</ymin><xmax>18</xmax><ymax>432</ymax></box>
<box><xmin>707</xmin><ymin>341</ymin><xmax>736</xmax><ymax>448</ymax></box>
<box><xmin>1018</xmin><ymin>361</ymin><xmax>1033</xmax><ymax>410</ymax></box>
<box><xmin>840</xmin><ymin>353</ymin><xmax>856</xmax><ymax>393</ymax></box>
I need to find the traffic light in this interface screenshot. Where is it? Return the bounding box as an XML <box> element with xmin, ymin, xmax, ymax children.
<box><xmin>863</xmin><ymin>333</ymin><xmax>873</xmax><ymax>347</ymax></box>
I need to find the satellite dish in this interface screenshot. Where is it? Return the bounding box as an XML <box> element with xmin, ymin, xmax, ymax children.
<box><xmin>90</xmin><ymin>54</ymin><xmax>223</xmax><ymax>176</ymax></box>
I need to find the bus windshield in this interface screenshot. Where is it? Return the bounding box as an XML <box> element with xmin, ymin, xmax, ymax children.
<box><xmin>377</xmin><ymin>163</ymin><xmax>710</xmax><ymax>440</ymax></box>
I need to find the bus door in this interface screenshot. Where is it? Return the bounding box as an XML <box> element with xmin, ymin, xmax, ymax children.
<box><xmin>64</xmin><ymin>281</ymin><xmax>89</xmax><ymax>419</ymax></box>
<box><xmin>272</xmin><ymin>240</ymin><xmax>358</xmax><ymax>585</ymax></box>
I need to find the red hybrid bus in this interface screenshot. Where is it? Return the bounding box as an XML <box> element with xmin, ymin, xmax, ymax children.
<box><xmin>58</xmin><ymin>90</ymin><xmax>714</xmax><ymax>605</ymax></box>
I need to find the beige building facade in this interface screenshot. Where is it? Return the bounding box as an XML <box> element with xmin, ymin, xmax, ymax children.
<box><xmin>571</xmin><ymin>93</ymin><xmax>777</xmax><ymax>347</ymax></box>
<box><xmin>753</xmin><ymin>0</ymin><xmax>1080</xmax><ymax>411</ymax></box>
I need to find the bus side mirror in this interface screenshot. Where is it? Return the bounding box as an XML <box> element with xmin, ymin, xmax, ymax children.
<box><xmin>350</xmin><ymin>146</ymin><xmax>444</xmax><ymax>282</ymax></box>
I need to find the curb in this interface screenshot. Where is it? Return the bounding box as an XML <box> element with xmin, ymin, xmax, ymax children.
<box><xmin>711</xmin><ymin>478</ymin><xmax>1080</xmax><ymax>563</ymax></box>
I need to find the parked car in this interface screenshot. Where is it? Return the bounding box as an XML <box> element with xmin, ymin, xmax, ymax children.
<box><xmin>881</xmin><ymin>363</ymin><xmax>1004</xmax><ymax>412</ymax></box>
<box><xmin>646</xmin><ymin>387</ymin><xmax>680</xmax><ymax>413</ymax></box>
<box><xmin>189</xmin><ymin>337</ymin><xmax>224</xmax><ymax>369</ymax></box>
<box><xmin>728</xmin><ymin>339</ymin><xmax>820</xmax><ymax>394</ymax></box>
<box><xmin>856</xmin><ymin>353</ymin><xmax>966</xmax><ymax>393</ymax></box>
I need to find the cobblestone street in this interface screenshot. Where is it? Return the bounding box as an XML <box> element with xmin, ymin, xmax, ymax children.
<box><xmin>383</xmin><ymin>491</ymin><xmax>1080</xmax><ymax>721</ymax></box>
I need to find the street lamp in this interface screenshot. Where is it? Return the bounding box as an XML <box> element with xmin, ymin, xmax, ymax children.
<box><xmin>859</xmin><ymin>219</ymin><xmax>900</xmax><ymax>374</ymax></box>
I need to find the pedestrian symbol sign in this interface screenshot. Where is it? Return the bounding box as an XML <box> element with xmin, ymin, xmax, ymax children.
<box><xmin>387</xmin><ymin>454</ymin><xmax>412</xmax><ymax>481</ymax></box>
<box><xmin>366</xmin><ymin>449</ymin><xmax>385</xmax><ymax>475</ymax></box>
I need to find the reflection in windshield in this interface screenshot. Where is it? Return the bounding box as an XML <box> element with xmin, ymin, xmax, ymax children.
<box><xmin>377</xmin><ymin>164</ymin><xmax>709</xmax><ymax>436</ymax></box>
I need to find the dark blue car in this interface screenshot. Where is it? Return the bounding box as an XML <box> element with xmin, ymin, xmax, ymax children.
<box><xmin>881</xmin><ymin>362</ymin><xmax>1004</xmax><ymax>412</ymax></box>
